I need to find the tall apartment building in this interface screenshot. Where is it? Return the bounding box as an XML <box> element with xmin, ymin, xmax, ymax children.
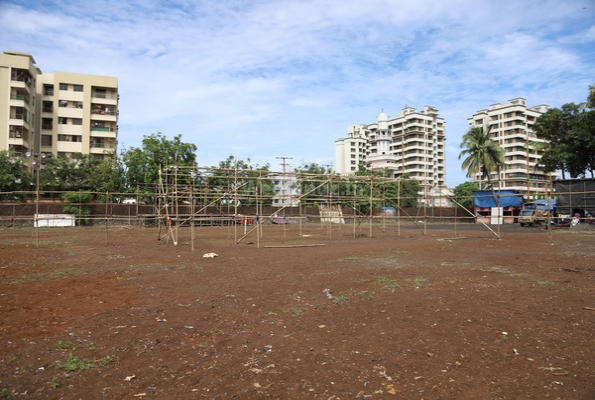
<box><xmin>335</xmin><ymin>105</ymin><xmax>446</xmax><ymax>189</ymax></box>
<box><xmin>0</xmin><ymin>51</ymin><xmax>118</xmax><ymax>170</ymax></box>
<box><xmin>467</xmin><ymin>98</ymin><xmax>554</xmax><ymax>197</ymax></box>
<box><xmin>0</xmin><ymin>51</ymin><xmax>39</xmax><ymax>165</ymax></box>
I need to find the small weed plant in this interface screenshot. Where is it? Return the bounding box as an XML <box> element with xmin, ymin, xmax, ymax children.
<box><xmin>332</xmin><ymin>293</ymin><xmax>349</xmax><ymax>304</ymax></box>
<box><xmin>58</xmin><ymin>354</ymin><xmax>93</xmax><ymax>372</ymax></box>
<box><xmin>536</xmin><ymin>280</ymin><xmax>556</xmax><ymax>287</ymax></box>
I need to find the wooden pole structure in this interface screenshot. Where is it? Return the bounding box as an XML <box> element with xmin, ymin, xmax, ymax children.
<box><xmin>369</xmin><ymin>171</ymin><xmax>373</xmax><ymax>238</ymax></box>
<box><xmin>105</xmin><ymin>192</ymin><xmax>109</xmax><ymax>246</ymax></box>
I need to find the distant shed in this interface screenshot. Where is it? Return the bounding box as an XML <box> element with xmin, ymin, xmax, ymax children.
<box><xmin>554</xmin><ymin>178</ymin><xmax>595</xmax><ymax>217</ymax></box>
<box><xmin>473</xmin><ymin>190</ymin><xmax>524</xmax><ymax>224</ymax></box>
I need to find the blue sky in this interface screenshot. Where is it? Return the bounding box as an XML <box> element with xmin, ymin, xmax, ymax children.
<box><xmin>2</xmin><ymin>0</ymin><xmax>594</xmax><ymax>186</ymax></box>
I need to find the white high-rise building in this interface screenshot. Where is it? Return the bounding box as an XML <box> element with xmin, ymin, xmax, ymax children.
<box><xmin>335</xmin><ymin>105</ymin><xmax>446</xmax><ymax>189</ymax></box>
<box><xmin>467</xmin><ymin>98</ymin><xmax>555</xmax><ymax>197</ymax></box>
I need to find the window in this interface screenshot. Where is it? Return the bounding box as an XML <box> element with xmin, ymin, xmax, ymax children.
<box><xmin>73</xmin><ymin>101</ymin><xmax>83</xmax><ymax>109</ymax></box>
<box><xmin>59</xmin><ymin>100</ymin><xmax>68</xmax><ymax>107</ymax></box>
<box><xmin>41</xmin><ymin>135</ymin><xmax>53</xmax><ymax>146</ymax></box>
<box><xmin>95</xmin><ymin>88</ymin><xmax>107</xmax><ymax>98</ymax></box>
<box><xmin>74</xmin><ymin>85</ymin><xmax>83</xmax><ymax>92</ymax></box>
<box><xmin>42</xmin><ymin>101</ymin><xmax>53</xmax><ymax>113</ymax></box>
<box><xmin>72</xmin><ymin>118</ymin><xmax>83</xmax><ymax>125</ymax></box>
<box><xmin>58</xmin><ymin>117</ymin><xmax>67</xmax><ymax>124</ymax></box>
<box><xmin>44</xmin><ymin>85</ymin><xmax>54</xmax><ymax>96</ymax></box>
<box><xmin>59</xmin><ymin>83</ymin><xmax>68</xmax><ymax>90</ymax></box>
<box><xmin>42</xmin><ymin>118</ymin><xmax>53</xmax><ymax>130</ymax></box>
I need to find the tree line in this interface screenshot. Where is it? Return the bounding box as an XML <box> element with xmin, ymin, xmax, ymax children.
<box><xmin>0</xmin><ymin>132</ymin><xmax>419</xmax><ymax>210</ymax></box>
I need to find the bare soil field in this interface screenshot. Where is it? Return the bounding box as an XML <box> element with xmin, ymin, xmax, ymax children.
<box><xmin>1</xmin><ymin>223</ymin><xmax>594</xmax><ymax>399</ymax></box>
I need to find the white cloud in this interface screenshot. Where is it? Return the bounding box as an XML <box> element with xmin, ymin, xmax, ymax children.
<box><xmin>1</xmin><ymin>0</ymin><xmax>594</xmax><ymax>184</ymax></box>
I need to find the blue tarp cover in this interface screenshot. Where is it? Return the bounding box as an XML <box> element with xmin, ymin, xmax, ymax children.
<box><xmin>525</xmin><ymin>199</ymin><xmax>556</xmax><ymax>211</ymax></box>
<box><xmin>473</xmin><ymin>190</ymin><xmax>524</xmax><ymax>209</ymax></box>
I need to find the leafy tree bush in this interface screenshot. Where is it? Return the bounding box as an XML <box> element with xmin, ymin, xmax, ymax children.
<box><xmin>0</xmin><ymin>151</ymin><xmax>30</xmax><ymax>200</ymax></box>
<box><xmin>453</xmin><ymin>181</ymin><xmax>479</xmax><ymax>211</ymax></box>
<box><xmin>62</xmin><ymin>192</ymin><xmax>93</xmax><ymax>225</ymax></box>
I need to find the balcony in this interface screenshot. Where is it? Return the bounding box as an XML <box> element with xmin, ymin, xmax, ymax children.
<box><xmin>10</xmin><ymin>94</ymin><xmax>29</xmax><ymax>105</ymax></box>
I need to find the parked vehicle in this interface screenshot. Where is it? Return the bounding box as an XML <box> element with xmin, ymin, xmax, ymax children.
<box><xmin>518</xmin><ymin>209</ymin><xmax>548</xmax><ymax>226</ymax></box>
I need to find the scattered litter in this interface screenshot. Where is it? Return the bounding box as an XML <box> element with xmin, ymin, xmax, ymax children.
<box><xmin>513</xmin><ymin>348</ymin><xmax>519</xmax><ymax>355</ymax></box>
<box><xmin>203</xmin><ymin>253</ymin><xmax>218</xmax><ymax>258</ymax></box>
<box><xmin>386</xmin><ymin>383</ymin><xmax>398</xmax><ymax>394</ymax></box>
<box><xmin>184</xmin><ymin>326</ymin><xmax>194</xmax><ymax>329</ymax></box>
<box><xmin>318</xmin><ymin>325</ymin><xmax>326</xmax><ymax>328</ymax></box>
<box><xmin>124</xmin><ymin>374</ymin><xmax>136</xmax><ymax>381</ymax></box>
<box><xmin>254</xmin><ymin>382</ymin><xmax>262</xmax><ymax>388</ymax></box>
<box><xmin>323</xmin><ymin>288</ymin><xmax>333</xmax><ymax>299</ymax></box>
<box><xmin>155</xmin><ymin>318</ymin><xmax>167</xmax><ymax>322</ymax></box>
<box><xmin>133</xmin><ymin>394</ymin><xmax>146</xmax><ymax>397</ymax></box>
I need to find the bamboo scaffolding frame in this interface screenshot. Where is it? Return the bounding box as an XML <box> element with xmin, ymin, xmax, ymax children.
<box><xmin>3</xmin><ymin>167</ymin><xmax>594</xmax><ymax>249</ymax></box>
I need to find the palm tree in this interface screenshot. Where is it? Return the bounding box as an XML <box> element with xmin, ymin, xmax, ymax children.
<box><xmin>459</xmin><ymin>125</ymin><xmax>505</xmax><ymax>190</ymax></box>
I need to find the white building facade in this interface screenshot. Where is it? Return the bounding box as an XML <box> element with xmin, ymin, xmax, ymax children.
<box><xmin>335</xmin><ymin>105</ymin><xmax>446</xmax><ymax>189</ymax></box>
<box><xmin>0</xmin><ymin>51</ymin><xmax>118</xmax><ymax>171</ymax></box>
<box><xmin>467</xmin><ymin>98</ymin><xmax>555</xmax><ymax>197</ymax></box>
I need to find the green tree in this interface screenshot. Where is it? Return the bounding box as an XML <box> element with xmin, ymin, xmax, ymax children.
<box><xmin>587</xmin><ymin>85</ymin><xmax>595</xmax><ymax>109</ymax></box>
<box><xmin>0</xmin><ymin>151</ymin><xmax>30</xmax><ymax>200</ymax></box>
<box><xmin>534</xmin><ymin>97</ymin><xmax>595</xmax><ymax>179</ymax></box>
<box><xmin>121</xmin><ymin>132</ymin><xmax>197</xmax><ymax>189</ymax></box>
<box><xmin>294</xmin><ymin>162</ymin><xmax>332</xmax><ymax>207</ymax></box>
<box><xmin>453</xmin><ymin>181</ymin><xmax>479</xmax><ymax>211</ymax></box>
<box><xmin>459</xmin><ymin>125</ymin><xmax>505</xmax><ymax>189</ymax></box>
<box><xmin>38</xmin><ymin>153</ymin><xmax>97</xmax><ymax>193</ymax></box>
<box><xmin>349</xmin><ymin>165</ymin><xmax>419</xmax><ymax>212</ymax></box>
<box><xmin>88</xmin><ymin>156</ymin><xmax>125</xmax><ymax>198</ymax></box>
<box><xmin>208</xmin><ymin>156</ymin><xmax>273</xmax><ymax>206</ymax></box>
<box><xmin>62</xmin><ymin>192</ymin><xmax>93</xmax><ymax>225</ymax></box>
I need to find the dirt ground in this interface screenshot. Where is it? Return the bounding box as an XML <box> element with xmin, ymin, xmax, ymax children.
<box><xmin>1</xmin><ymin>222</ymin><xmax>594</xmax><ymax>399</ymax></box>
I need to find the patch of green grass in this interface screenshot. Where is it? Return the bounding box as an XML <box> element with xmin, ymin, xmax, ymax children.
<box><xmin>49</xmin><ymin>376</ymin><xmax>61</xmax><ymax>389</ymax></box>
<box><xmin>0</xmin><ymin>387</ymin><xmax>11</xmax><ymax>399</ymax></box>
<box><xmin>57</xmin><ymin>353</ymin><xmax>93</xmax><ymax>372</ymax></box>
<box><xmin>87</xmin><ymin>342</ymin><xmax>99</xmax><ymax>351</ymax></box>
<box><xmin>408</xmin><ymin>277</ymin><xmax>428</xmax><ymax>288</ymax></box>
<box><xmin>332</xmin><ymin>293</ymin><xmax>349</xmax><ymax>304</ymax></box>
<box><xmin>448</xmin><ymin>279</ymin><xmax>456</xmax><ymax>284</ymax></box>
<box><xmin>536</xmin><ymin>280</ymin><xmax>556</xmax><ymax>287</ymax></box>
<box><xmin>337</xmin><ymin>256</ymin><xmax>360</xmax><ymax>262</ymax></box>
<box><xmin>98</xmin><ymin>356</ymin><xmax>112</xmax><ymax>367</ymax></box>
<box><xmin>375</xmin><ymin>276</ymin><xmax>400</xmax><ymax>291</ymax></box>
<box><xmin>289</xmin><ymin>307</ymin><xmax>304</xmax><ymax>315</ymax></box>
<box><xmin>57</xmin><ymin>340</ymin><xmax>71</xmax><ymax>350</ymax></box>
<box><xmin>485</xmin><ymin>267</ymin><xmax>509</xmax><ymax>274</ymax></box>
<box><xmin>8</xmin><ymin>355</ymin><xmax>17</xmax><ymax>363</ymax></box>
<box><xmin>558</xmin><ymin>251</ymin><xmax>572</xmax><ymax>257</ymax></box>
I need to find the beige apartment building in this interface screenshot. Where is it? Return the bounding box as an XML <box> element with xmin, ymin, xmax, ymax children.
<box><xmin>467</xmin><ymin>98</ymin><xmax>555</xmax><ymax>197</ymax></box>
<box><xmin>0</xmin><ymin>51</ymin><xmax>118</xmax><ymax>170</ymax></box>
<box><xmin>335</xmin><ymin>105</ymin><xmax>446</xmax><ymax>189</ymax></box>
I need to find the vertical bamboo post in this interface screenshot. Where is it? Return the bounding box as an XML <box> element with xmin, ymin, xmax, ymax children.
<box><xmin>105</xmin><ymin>192</ymin><xmax>109</xmax><ymax>246</ymax></box>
